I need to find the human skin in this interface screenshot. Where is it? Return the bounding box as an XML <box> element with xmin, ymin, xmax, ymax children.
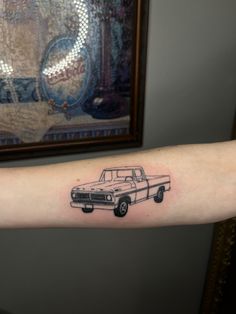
<box><xmin>0</xmin><ymin>140</ymin><xmax>235</xmax><ymax>229</ymax></box>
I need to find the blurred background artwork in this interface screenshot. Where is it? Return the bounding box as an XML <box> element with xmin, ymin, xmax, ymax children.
<box><xmin>0</xmin><ymin>0</ymin><xmax>148</xmax><ymax>158</ymax></box>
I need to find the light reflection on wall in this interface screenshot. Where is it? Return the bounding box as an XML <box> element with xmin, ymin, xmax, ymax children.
<box><xmin>43</xmin><ymin>0</ymin><xmax>89</xmax><ymax>79</ymax></box>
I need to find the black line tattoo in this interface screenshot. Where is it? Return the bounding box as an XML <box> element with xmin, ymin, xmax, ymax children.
<box><xmin>70</xmin><ymin>166</ymin><xmax>171</xmax><ymax>218</ymax></box>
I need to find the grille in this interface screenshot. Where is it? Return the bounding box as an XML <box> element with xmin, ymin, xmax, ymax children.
<box><xmin>91</xmin><ymin>194</ymin><xmax>106</xmax><ymax>201</ymax></box>
<box><xmin>76</xmin><ymin>193</ymin><xmax>90</xmax><ymax>200</ymax></box>
<box><xmin>73</xmin><ymin>192</ymin><xmax>111</xmax><ymax>203</ymax></box>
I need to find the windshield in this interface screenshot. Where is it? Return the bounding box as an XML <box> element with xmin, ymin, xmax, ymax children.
<box><xmin>100</xmin><ymin>169</ymin><xmax>134</xmax><ymax>182</ymax></box>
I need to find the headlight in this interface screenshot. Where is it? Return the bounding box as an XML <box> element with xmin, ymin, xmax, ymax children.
<box><xmin>106</xmin><ymin>194</ymin><xmax>112</xmax><ymax>201</ymax></box>
<box><xmin>72</xmin><ymin>193</ymin><xmax>76</xmax><ymax>198</ymax></box>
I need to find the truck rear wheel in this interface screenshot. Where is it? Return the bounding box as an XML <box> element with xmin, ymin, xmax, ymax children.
<box><xmin>154</xmin><ymin>187</ymin><xmax>164</xmax><ymax>203</ymax></box>
<box><xmin>114</xmin><ymin>199</ymin><xmax>129</xmax><ymax>217</ymax></box>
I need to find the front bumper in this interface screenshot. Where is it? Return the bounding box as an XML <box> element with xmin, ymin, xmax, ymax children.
<box><xmin>70</xmin><ymin>202</ymin><xmax>116</xmax><ymax>210</ymax></box>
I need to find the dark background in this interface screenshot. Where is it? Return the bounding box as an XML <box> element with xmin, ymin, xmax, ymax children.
<box><xmin>220</xmin><ymin>234</ymin><xmax>236</xmax><ymax>313</ymax></box>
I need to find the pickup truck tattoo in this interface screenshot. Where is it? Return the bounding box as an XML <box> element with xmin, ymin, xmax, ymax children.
<box><xmin>70</xmin><ymin>166</ymin><xmax>171</xmax><ymax>217</ymax></box>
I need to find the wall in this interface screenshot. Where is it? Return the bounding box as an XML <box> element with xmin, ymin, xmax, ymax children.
<box><xmin>0</xmin><ymin>1</ymin><xmax>235</xmax><ymax>313</ymax></box>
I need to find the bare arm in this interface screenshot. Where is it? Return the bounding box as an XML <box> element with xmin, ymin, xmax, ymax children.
<box><xmin>0</xmin><ymin>141</ymin><xmax>235</xmax><ymax>229</ymax></box>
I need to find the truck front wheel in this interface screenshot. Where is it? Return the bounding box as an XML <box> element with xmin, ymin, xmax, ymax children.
<box><xmin>114</xmin><ymin>199</ymin><xmax>129</xmax><ymax>217</ymax></box>
<box><xmin>82</xmin><ymin>207</ymin><xmax>94</xmax><ymax>213</ymax></box>
<box><xmin>154</xmin><ymin>187</ymin><xmax>165</xmax><ymax>203</ymax></box>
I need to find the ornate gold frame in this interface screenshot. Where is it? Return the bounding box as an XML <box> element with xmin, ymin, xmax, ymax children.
<box><xmin>201</xmin><ymin>219</ymin><xmax>236</xmax><ymax>313</ymax></box>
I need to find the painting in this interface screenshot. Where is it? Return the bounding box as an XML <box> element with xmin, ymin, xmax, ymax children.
<box><xmin>0</xmin><ymin>0</ymin><xmax>149</xmax><ymax>160</ymax></box>
<box><xmin>200</xmin><ymin>219</ymin><xmax>236</xmax><ymax>314</ymax></box>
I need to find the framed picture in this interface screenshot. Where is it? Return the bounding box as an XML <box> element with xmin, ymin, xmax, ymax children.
<box><xmin>200</xmin><ymin>219</ymin><xmax>236</xmax><ymax>314</ymax></box>
<box><xmin>0</xmin><ymin>0</ymin><xmax>149</xmax><ymax>160</ymax></box>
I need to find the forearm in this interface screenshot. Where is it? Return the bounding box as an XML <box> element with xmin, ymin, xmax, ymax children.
<box><xmin>0</xmin><ymin>141</ymin><xmax>235</xmax><ymax>229</ymax></box>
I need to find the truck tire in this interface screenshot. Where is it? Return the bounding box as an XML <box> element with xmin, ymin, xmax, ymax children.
<box><xmin>154</xmin><ymin>187</ymin><xmax>165</xmax><ymax>203</ymax></box>
<box><xmin>82</xmin><ymin>207</ymin><xmax>94</xmax><ymax>213</ymax></box>
<box><xmin>114</xmin><ymin>199</ymin><xmax>129</xmax><ymax>217</ymax></box>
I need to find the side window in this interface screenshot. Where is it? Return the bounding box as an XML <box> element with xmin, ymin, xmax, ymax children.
<box><xmin>105</xmin><ymin>171</ymin><xmax>112</xmax><ymax>181</ymax></box>
<box><xmin>101</xmin><ymin>171</ymin><xmax>112</xmax><ymax>181</ymax></box>
<box><xmin>135</xmin><ymin>169</ymin><xmax>143</xmax><ymax>181</ymax></box>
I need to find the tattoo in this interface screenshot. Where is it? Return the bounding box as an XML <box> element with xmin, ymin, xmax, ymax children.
<box><xmin>70</xmin><ymin>166</ymin><xmax>171</xmax><ymax>218</ymax></box>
